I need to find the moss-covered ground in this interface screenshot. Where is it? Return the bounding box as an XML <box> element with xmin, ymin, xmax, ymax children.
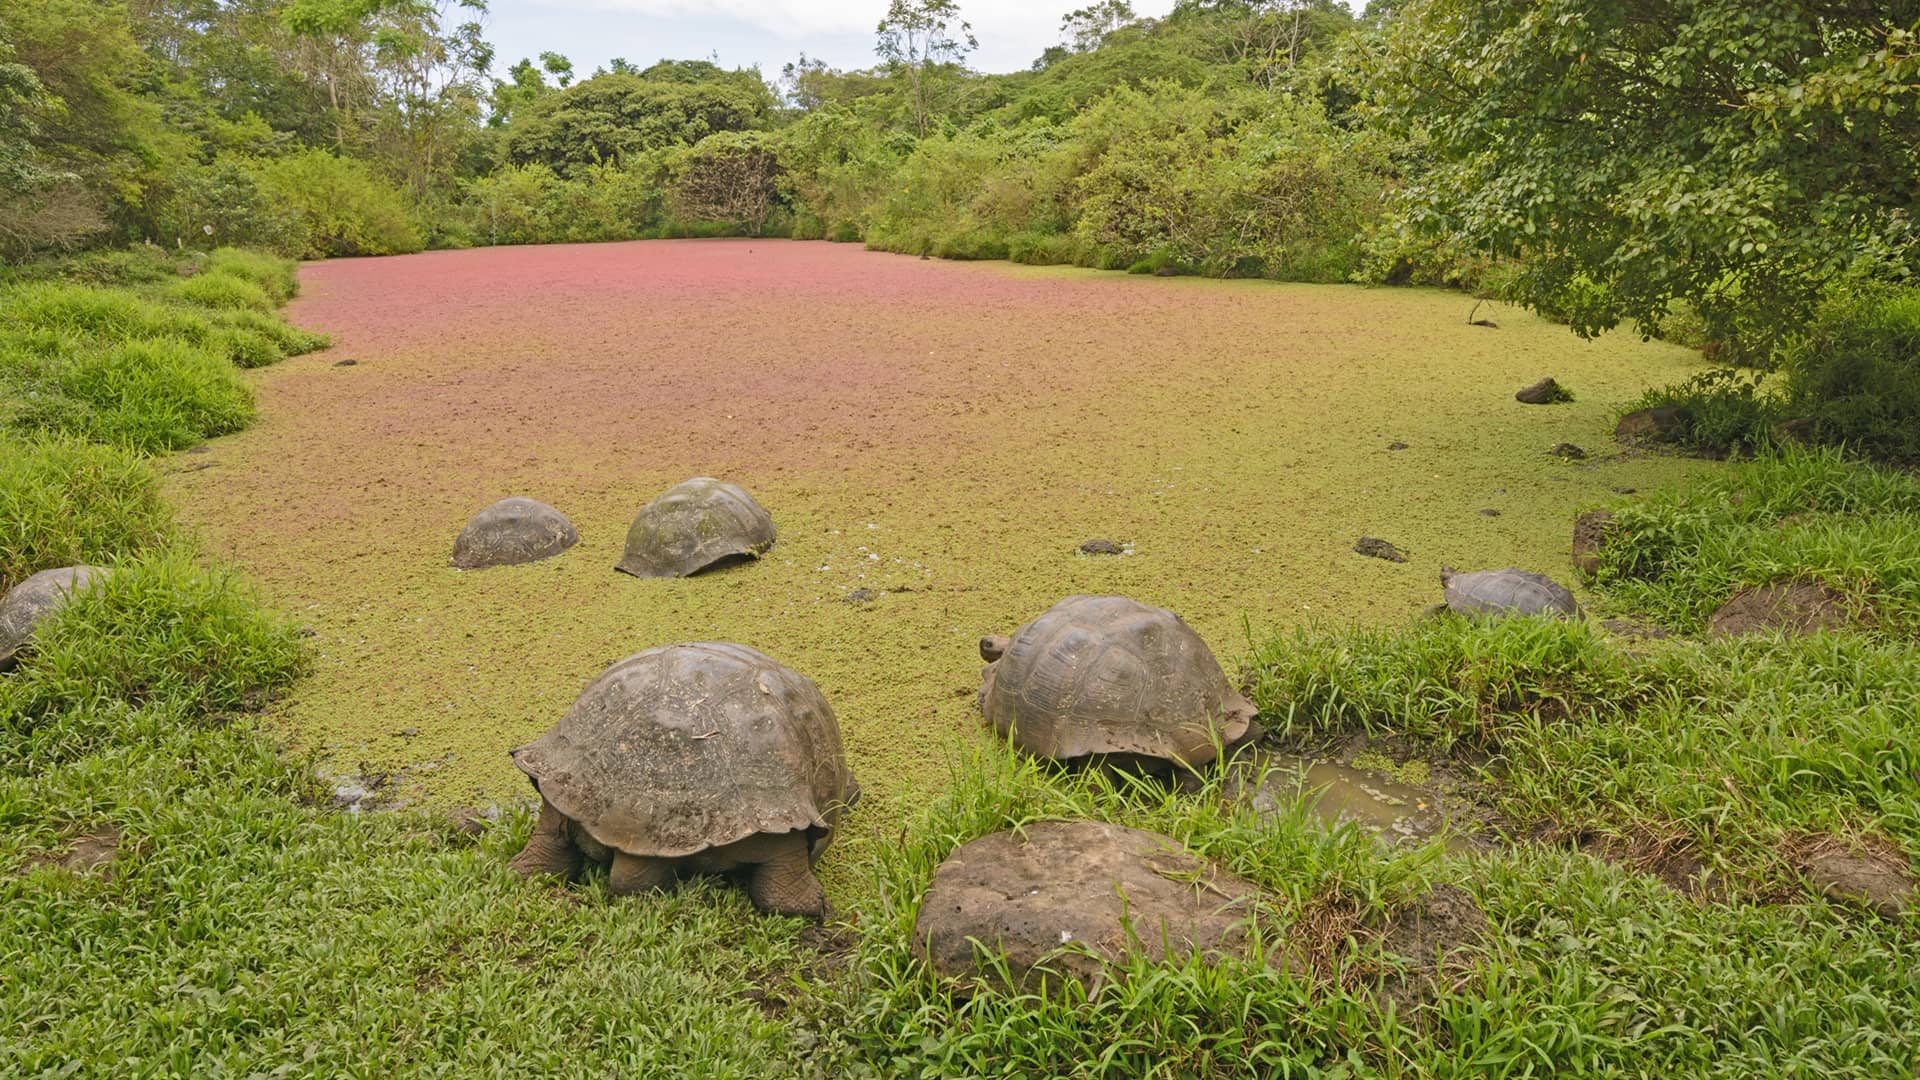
<box><xmin>167</xmin><ymin>239</ymin><xmax>1708</xmax><ymax>836</ymax></box>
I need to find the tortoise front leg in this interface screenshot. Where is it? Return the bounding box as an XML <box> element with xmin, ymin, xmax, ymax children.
<box><xmin>608</xmin><ymin>852</ymin><xmax>676</xmax><ymax>895</ymax></box>
<box><xmin>746</xmin><ymin>831</ymin><xmax>828</xmax><ymax>918</ymax></box>
<box><xmin>507</xmin><ymin>797</ymin><xmax>581</xmax><ymax>880</ymax></box>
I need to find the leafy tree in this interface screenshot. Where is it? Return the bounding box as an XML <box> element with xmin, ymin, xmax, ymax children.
<box><xmin>1362</xmin><ymin>0</ymin><xmax>1920</xmax><ymax>356</ymax></box>
<box><xmin>673</xmin><ymin>131</ymin><xmax>783</xmax><ymax>236</ymax></box>
<box><xmin>875</xmin><ymin>0</ymin><xmax>977</xmax><ymax>136</ymax></box>
<box><xmin>1061</xmin><ymin>2</ymin><xmax>1137</xmax><ymax>52</ymax></box>
<box><xmin>503</xmin><ymin>72</ymin><xmax>772</xmax><ymax>175</ymax></box>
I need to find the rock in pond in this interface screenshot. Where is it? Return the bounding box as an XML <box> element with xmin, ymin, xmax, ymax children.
<box><xmin>1515</xmin><ymin>378</ymin><xmax>1567</xmax><ymax>405</ymax></box>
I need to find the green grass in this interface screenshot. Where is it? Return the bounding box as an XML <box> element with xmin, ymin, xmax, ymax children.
<box><xmin>1592</xmin><ymin>448</ymin><xmax>1920</xmax><ymax>632</ymax></box>
<box><xmin>0</xmin><ymin>248</ymin><xmax>327</xmax><ymax>451</ymax></box>
<box><xmin>0</xmin><ymin>435</ymin><xmax>172</xmax><ymax>592</ymax></box>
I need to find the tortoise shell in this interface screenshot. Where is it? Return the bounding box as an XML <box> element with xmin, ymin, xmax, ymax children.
<box><xmin>978</xmin><ymin>595</ymin><xmax>1255</xmax><ymax>766</ymax></box>
<box><xmin>451</xmin><ymin>497</ymin><xmax>579</xmax><ymax>569</ymax></box>
<box><xmin>616</xmin><ymin>478</ymin><xmax>775</xmax><ymax>579</ymax></box>
<box><xmin>1440</xmin><ymin>566</ymin><xmax>1578</xmax><ymax>617</ymax></box>
<box><xmin>0</xmin><ymin>566</ymin><xmax>106</xmax><ymax>670</ymax></box>
<box><xmin>509</xmin><ymin>643</ymin><xmax>856</xmax><ymax>858</ymax></box>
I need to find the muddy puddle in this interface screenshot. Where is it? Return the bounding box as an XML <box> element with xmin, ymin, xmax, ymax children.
<box><xmin>1239</xmin><ymin>751</ymin><xmax>1480</xmax><ymax>853</ymax></box>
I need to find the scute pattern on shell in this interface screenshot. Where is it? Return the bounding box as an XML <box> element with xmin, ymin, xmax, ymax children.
<box><xmin>616</xmin><ymin>478</ymin><xmax>776</xmax><ymax>579</ymax></box>
<box><xmin>0</xmin><ymin>566</ymin><xmax>106</xmax><ymax>670</ymax></box>
<box><xmin>1441</xmin><ymin>567</ymin><xmax>1578</xmax><ymax>617</ymax></box>
<box><xmin>979</xmin><ymin>595</ymin><xmax>1255</xmax><ymax>766</ymax></box>
<box><xmin>510</xmin><ymin>643</ymin><xmax>855</xmax><ymax>858</ymax></box>
<box><xmin>451</xmin><ymin>497</ymin><xmax>579</xmax><ymax>569</ymax></box>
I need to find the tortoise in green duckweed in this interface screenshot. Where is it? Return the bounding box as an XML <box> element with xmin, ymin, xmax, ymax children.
<box><xmin>1</xmin><ymin>566</ymin><xmax>107</xmax><ymax>671</ymax></box>
<box><xmin>978</xmin><ymin>595</ymin><xmax>1259</xmax><ymax>772</ymax></box>
<box><xmin>507</xmin><ymin>642</ymin><xmax>858</xmax><ymax>917</ymax></box>
<box><xmin>451</xmin><ymin>497</ymin><xmax>578</xmax><ymax>569</ymax></box>
<box><xmin>1439</xmin><ymin>566</ymin><xmax>1578</xmax><ymax>618</ymax></box>
<box><xmin>616</xmin><ymin>478</ymin><xmax>775</xmax><ymax>578</ymax></box>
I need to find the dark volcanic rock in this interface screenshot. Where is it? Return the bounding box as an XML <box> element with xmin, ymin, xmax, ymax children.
<box><xmin>914</xmin><ymin>821</ymin><xmax>1265</xmax><ymax>993</ymax></box>
<box><xmin>1708</xmin><ymin>579</ymin><xmax>1852</xmax><ymax>638</ymax></box>
<box><xmin>1515</xmin><ymin>378</ymin><xmax>1567</xmax><ymax>405</ymax></box>
<box><xmin>1354</xmin><ymin>537</ymin><xmax>1409</xmax><ymax>563</ymax></box>
<box><xmin>1078</xmin><ymin>539</ymin><xmax>1125</xmax><ymax>556</ymax></box>
<box><xmin>1615</xmin><ymin>404</ymin><xmax>1688</xmax><ymax>443</ymax></box>
<box><xmin>1572</xmin><ymin>510</ymin><xmax>1614</xmax><ymax>576</ymax></box>
<box><xmin>1551</xmin><ymin>442</ymin><xmax>1589</xmax><ymax>461</ymax></box>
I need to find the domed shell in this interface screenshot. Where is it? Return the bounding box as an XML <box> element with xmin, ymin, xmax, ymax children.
<box><xmin>1440</xmin><ymin>567</ymin><xmax>1579</xmax><ymax>618</ymax></box>
<box><xmin>452</xmin><ymin>497</ymin><xmax>579</xmax><ymax>569</ymax></box>
<box><xmin>979</xmin><ymin>595</ymin><xmax>1255</xmax><ymax>766</ymax></box>
<box><xmin>616</xmin><ymin>478</ymin><xmax>776</xmax><ymax>579</ymax></box>
<box><xmin>509</xmin><ymin>643</ymin><xmax>855</xmax><ymax>858</ymax></box>
<box><xmin>0</xmin><ymin>566</ymin><xmax>107</xmax><ymax>670</ymax></box>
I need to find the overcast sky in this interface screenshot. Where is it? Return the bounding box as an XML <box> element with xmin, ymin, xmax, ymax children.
<box><xmin>483</xmin><ymin>0</ymin><xmax>1184</xmax><ymax>82</ymax></box>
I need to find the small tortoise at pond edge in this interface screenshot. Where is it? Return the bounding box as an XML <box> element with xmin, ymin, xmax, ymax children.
<box><xmin>978</xmin><ymin>595</ymin><xmax>1258</xmax><ymax>771</ymax></box>
<box><xmin>1</xmin><ymin>566</ymin><xmax>108</xmax><ymax>671</ymax></box>
<box><xmin>616</xmin><ymin>478</ymin><xmax>776</xmax><ymax>578</ymax></box>
<box><xmin>1439</xmin><ymin>566</ymin><xmax>1578</xmax><ymax>618</ymax></box>
<box><xmin>507</xmin><ymin>642</ymin><xmax>858</xmax><ymax>917</ymax></box>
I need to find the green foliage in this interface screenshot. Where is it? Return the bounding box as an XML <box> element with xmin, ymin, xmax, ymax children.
<box><xmin>1593</xmin><ymin>448</ymin><xmax>1920</xmax><ymax>634</ymax></box>
<box><xmin>0</xmin><ymin>435</ymin><xmax>171</xmax><ymax>592</ymax></box>
<box><xmin>1624</xmin><ymin>369</ymin><xmax>1778</xmax><ymax>458</ymax></box>
<box><xmin>0</xmin><ymin>551</ymin><xmax>305</xmax><ymax>770</ymax></box>
<box><xmin>249</xmin><ymin>149</ymin><xmax>424</xmax><ymax>258</ymax></box>
<box><xmin>1360</xmin><ymin>0</ymin><xmax>1920</xmax><ymax>353</ymax></box>
<box><xmin>673</xmin><ymin>132</ymin><xmax>784</xmax><ymax>236</ymax></box>
<box><xmin>1785</xmin><ymin>286</ymin><xmax>1920</xmax><ymax>465</ymax></box>
<box><xmin>503</xmin><ymin>73</ymin><xmax>773</xmax><ymax>176</ymax></box>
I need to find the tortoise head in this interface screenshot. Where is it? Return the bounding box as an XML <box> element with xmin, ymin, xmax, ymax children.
<box><xmin>1439</xmin><ymin>565</ymin><xmax>1458</xmax><ymax>587</ymax></box>
<box><xmin>978</xmin><ymin>635</ymin><xmax>1011</xmax><ymax>662</ymax></box>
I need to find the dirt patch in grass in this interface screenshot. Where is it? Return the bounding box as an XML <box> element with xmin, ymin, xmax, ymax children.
<box><xmin>165</xmin><ymin>240</ymin><xmax>1710</xmax><ymax>859</ymax></box>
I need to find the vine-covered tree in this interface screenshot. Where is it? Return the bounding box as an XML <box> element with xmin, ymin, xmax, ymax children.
<box><xmin>875</xmin><ymin>0</ymin><xmax>976</xmax><ymax>136</ymax></box>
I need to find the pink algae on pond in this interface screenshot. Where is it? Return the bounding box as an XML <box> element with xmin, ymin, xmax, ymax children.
<box><xmin>166</xmin><ymin>239</ymin><xmax>1710</xmax><ymax>818</ymax></box>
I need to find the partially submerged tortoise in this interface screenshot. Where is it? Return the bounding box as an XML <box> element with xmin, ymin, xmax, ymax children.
<box><xmin>978</xmin><ymin>595</ymin><xmax>1258</xmax><ymax>771</ymax></box>
<box><xmin>451</xmin><ymin>497</ymin><xmax>578</xmax><ymax>569</ymax></box>
<box><xmin>1439</xmin><ymin>566</ymin><xmax>1578</xmax><ymax>618</ymax></box>
<box><xmin>507</xmin><ymin>642</ymin><xmax>858</xmax><ymax>917</ymax></box>
<box><xmin>0</xmin><ymin>566</ymin><xmax>107</xmax><ymax>671</ymax></box>
<box><xmin>616</xmin><ymin>478</ymin><xmax>776</xmax><ymax>578</ymax></box>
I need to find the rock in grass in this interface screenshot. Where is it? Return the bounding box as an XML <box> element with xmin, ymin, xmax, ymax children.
<box><xmin>451</xmin><ymin>497</ymin><xmax>579</xmax><ymax>570</ymax></box>
<box><xmin>1354</xmin><ymin>537</ymin><xmax>1408</xmax><ymax>563</ymax></box>
<box><xmin>1551</xmin><ymin>442</ymin><xmax>1589</xmax><ymax>461</ymax></box>
<box><xmin>1791</xmin><ymin>834</ymin><xmax>1915</xmax><ymax>918</ymax></box>
<box><xmin>0</xmin><ymin>565</ymin><xmax>108</xmax><ymax>670</ymax></box>
<box><xmin>1079</xmin><ymin>539</ymin><xmax>1125</xmax><ymax>556</ymax></box>
<box><xmin>1515</xmin><ymin>378</ymin><xmax>1569</xmax><ymax>405</ymax></box>
<box><xmin>1387</xmin><ymin>441</ymin><xmax>1410</xmax><ymax>451</ymax></box>
<box><xmin>914</xmin><ymin>821</ymin><xmax>1264</xmax><ymax>994</ymax></box>
<box><xmin>1572</xmin><ymin>510</ymin><xmax>1614</xmax><ymax>576</ymax></box>
<box><xmin>1708</xmin><ymin>578</ymin><xmax>1853</xmax><ymax>637</ymax></box>
<box><xmin>1615</xmin><ymin>403</ymin><xmax>1689</xmax><ymax>443</ymax></box>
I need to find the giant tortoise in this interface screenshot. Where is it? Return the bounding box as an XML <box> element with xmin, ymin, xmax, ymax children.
<box><xmin>616</xmin><ymin>478</ymin><xmax>776</xmax><ymax>578</ymax></box>
<box><xmin>1</xmin><ymin>566</ymin><xmax>107</xmax><ymax>671</ymax></box>
<box><xmin>507</xmin><ymin>642</ymin><xmax>857</xmax><ymax>917</ymax></box>
<box><xmin>978</xmin><ymin>595</ymin><xmax>1258</xmax><ymax>771</ymax></box>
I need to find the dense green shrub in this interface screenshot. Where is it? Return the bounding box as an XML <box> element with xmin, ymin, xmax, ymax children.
<box><xmin>1785</xmin><ymin>287</ymin><xmax>1920</xmax><ymax>465</ymax></box>
<box><xmin>504</xmin><ymin>73</ymin><xmax>773</xmax><ymax>176</ymax></box>
<box><xmin>0</xmin><ymin>551</ymin><xmax>305</xmax><ymax>768</ymax></box>
<box><xmin>251</xmin><ymin>150</ymin><xmax>423</xmax><ymax>258</ymax></box>
<box><xmin>0</xmin><ymin>435</ymin><xmax>171</xmax><ymax>591</ymax></box>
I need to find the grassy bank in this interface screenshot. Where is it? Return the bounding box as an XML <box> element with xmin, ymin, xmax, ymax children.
<box><xmin>2</xmin><ymin>251</ymin><xmax>1913</xmax><ymax>1077</ymax></box>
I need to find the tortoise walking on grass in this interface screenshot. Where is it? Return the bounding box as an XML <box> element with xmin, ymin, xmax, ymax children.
<box><xmin>1439</xmin><ymin>566</ymin><xmax>1578</xmax><ymax>618</ymax></box>
<box><xmin>616</xmin><ymin>478</ymin><xmax>776</xmax><ymax>578</ymax></box>
<box><xmin>1</xmin><ymin>566</ymin><xmax>107</xmax><ymax>671</ymax></box>
<box><xmin>507</xmin><ymin>642</ymin><xmax>858</xmax><ymax>917</ymax></box>
<box><xmin>978</xmin><ymin>595</ymin><xmax>1259</xmax><ymax>771</ymax></box>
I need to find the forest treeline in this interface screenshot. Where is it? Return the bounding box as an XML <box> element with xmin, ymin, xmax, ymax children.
<box><xmin>3</xmin><ymin>1</ymin><xmax>1917</xmax><ymax>425</ymax></box>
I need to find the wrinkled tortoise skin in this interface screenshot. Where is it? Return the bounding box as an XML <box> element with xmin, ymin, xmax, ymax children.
<box><xmin>616</xmin><ymin>478</ymin><xmax>776</xmax><ymax>578</ymax></box>
<box><xmin>978</xmin><ymin>595</ymin><xmax>1256</xmax><ymax>768</ymax></box>
<box><xmin>0</xmin><ymin>566</ymin><xmax>107</xmax><ymax>670</ymax></box>
<box><xmin>451</xmin><ymin>497</ymin><xmax>579</xmax><ymax>569</ymax></box>
<box><xmin>510</xmin><ymin>642</ymin><xmax>857</xmax><ymax>860</ymax></box>
<box><xmin>1439</xmin><ymin>566</ymin><xmax>1578</xmax><ymax>618</ymax></box>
